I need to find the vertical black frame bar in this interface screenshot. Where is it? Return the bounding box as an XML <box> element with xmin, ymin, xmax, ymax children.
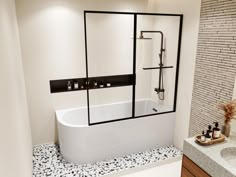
<box><xmin>132</xmin><ymin>14</ymin><xmax>137</xmax><ymax>118</ymax></box>
<box><xmin>84</xmin><ymin>11</ymin><xmax>183</xmax><ymax>125</ymax></box>
<box><xmin>173</xmin><ymin>15</ymin><xmax>183</xmax><ymax>112</ymax></box>
<box><xmin>84</xmin><ymin>12</ymin><xmax>91</xmax><ymax>126</ymax></box>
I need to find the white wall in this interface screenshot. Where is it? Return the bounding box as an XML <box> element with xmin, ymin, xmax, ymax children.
<box><xmin>152</xmin><ymin>0</ymin><xmax>201</xmax><ymax>149</ymax></box>
<box><xmin>16</xmin><ymin>0</ymin><xmax>150</xmax><ymax>145</ymax></box>
<box><xmin>0</xmin><ymin>0</ymin><xmax>32</xmax><ymax>176</ymax></box>
<box><xmin>86</xmin><ymin>13</ymin><xmax>134</xmax><ymax>109</ymax></box>
<box><xmin>136</xmin><ymin>15</ymin><xmax>154</xmax><ymax>104</ymax></box>
<box><xmin>16</xmin><ymin>0</ymin><xmax>201</xmax><ymax>147</ymax></box>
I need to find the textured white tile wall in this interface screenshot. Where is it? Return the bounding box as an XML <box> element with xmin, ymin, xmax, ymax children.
<box><xmin>189</xmin><ymin>0</ymin><xmax>236</xmax><ymax>136</ymax></box>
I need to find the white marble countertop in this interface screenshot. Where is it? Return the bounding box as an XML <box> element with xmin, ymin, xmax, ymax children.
<box><xmin>184</xmin><ymin>137</ymin><xmax>236</xmax><ymax>177</ymax></box>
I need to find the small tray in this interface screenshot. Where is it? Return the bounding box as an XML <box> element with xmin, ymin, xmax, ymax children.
<box><xmin>195</xmin><ymin>134</ymin><xmax>225</xmax><ymax>146</ymax></box>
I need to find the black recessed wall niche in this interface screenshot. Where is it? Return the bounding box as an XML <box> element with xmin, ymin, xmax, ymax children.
<box><xmin>50</xmin><ymin>74</ymin><xmax>134</xmax><ymax>93</ymax></box>
<box><xmin>50</xmin><ymin>10</ymin><xmax>183</xmax><ymax>126</ymax></box>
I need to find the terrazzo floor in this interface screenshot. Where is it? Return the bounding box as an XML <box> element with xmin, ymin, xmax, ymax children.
<box><xmin>33</xmin><ymin>144</ymin><xmax>182</xmax><ymax>177</ymax></box>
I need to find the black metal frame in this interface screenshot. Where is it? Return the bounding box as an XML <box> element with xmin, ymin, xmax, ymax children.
<box><xmin>84</xmin><ymin>10</ymin><xmax>183</xmax><ymax>126</ymax></box>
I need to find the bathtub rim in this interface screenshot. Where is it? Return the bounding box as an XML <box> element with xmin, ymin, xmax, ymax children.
<box><xmin>56</xmin><ymin>106</ymin><xmax>89</xmax><ymax>128</ymax></box>
<box><xmin>56</xmin><ymin>99</ymin><xmax>173</xmax><ymax>128</ymax></box>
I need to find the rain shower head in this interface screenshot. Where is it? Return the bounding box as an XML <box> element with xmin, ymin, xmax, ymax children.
<box><xmin>136</xmin><ymin>37</ymin><xmax>152</xmax><ymax>40</ymax></box>
<box><xmin>136</xmin><ymin>32</ymin><xmax>152</xmax><ymax>40</ymax></box>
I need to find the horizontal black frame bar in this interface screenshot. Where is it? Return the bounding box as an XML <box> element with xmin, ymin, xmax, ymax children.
<box><xmin>90</xmin><ymin>110</ymin><xmax>174</xmax><ymax>126</ymax></box>
<box><xmin>50</xmin><ymin>74</ymin><xmax>134</xmax><ymax>93</ymax></box>
<box><xmin>143</xmin><ymin>66</ymin><xmax>174</xmax><ymax>70</ymax></box>
<box><xmin>84</xmin><ymin>10</ymin><xmax>183</xmax><ymax>16</ymax></box>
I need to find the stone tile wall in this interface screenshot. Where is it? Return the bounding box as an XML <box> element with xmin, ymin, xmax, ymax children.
<box><xmin>189</xmin><ymin>0</ymin><xmax>236</xmax><ymax>136</ymax></box>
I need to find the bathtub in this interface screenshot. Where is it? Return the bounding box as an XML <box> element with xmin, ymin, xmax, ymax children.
<box><xmin>56</xmin><ymin>99</ymin><xmax>175</xmax><ymax>164</ymax></box>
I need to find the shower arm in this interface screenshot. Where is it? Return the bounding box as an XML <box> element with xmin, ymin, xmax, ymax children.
<box><xmin>140</xmin><ymin>31</ymin><xmax>165</xmax><ymax>94</ymax></box>
<box><xmin>140</xmin><ymin>31</ymin><xmax>165</xmax><ymax>57</ymax></box>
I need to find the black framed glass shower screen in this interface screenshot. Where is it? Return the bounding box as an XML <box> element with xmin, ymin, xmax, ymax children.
<box><xmin>84</xmin><ymin>11</ymin><xmax>183</xmax><ymax>125</ymax></box>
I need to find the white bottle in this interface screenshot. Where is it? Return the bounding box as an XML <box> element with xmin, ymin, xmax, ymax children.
<box><xmin>74</xmin><ymin>81</ymin><xmax>79</xmax><ymax>89</ymax></box>
<box><xmin>201</xmin><ymin>131</ymin><xmax>206</xmax><ymax>142</ymax></box>
<box><xmin>67</xmin><ymin>81</ymin><xmax>72</xmax><ymax>90</ymax></box>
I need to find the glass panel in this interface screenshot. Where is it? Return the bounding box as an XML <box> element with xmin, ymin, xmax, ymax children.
<box><xmin>86</xmin><ymin>13</ymin><xmax>134</xmax><ymax>123</ymax></box>
<box><xmin>86</xmin><ymin>13</ymin><xmax>134</xmax><ymax>77</ymax></box>
<box><xmin>135</xmin><ymin>15</ymin><xmax>180</xmax><ymax>117</ymax></box>
<box><xmin>89</xmin><ymin>87</ymin><xmax>132</xmax><ymax>123</ymax></box>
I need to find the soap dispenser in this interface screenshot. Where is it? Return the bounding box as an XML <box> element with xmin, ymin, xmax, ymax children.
<box><xmin>93</xmin><ymin>81</ymin><xmax>98</xmax><ymax>88</ymax></box>
<box><xmin>67</xmin><ymin>81</ymin><xmax>72</xmax><ymax>90</ymax></box>
<box><xmin>213</xmin><ymin>122</ymin><xmax>221</xmax><ymax>139</ymax></box>
<box><xmin>205</xmin><ymin>131</ymin><xmax>211</xmax><ymax>142</ymax></box>
<box><xmin>99</xmin><ymin>81</ymin><xmax>104</xmax><ymax>88</ymax></box>
<box><xmin>201</xmin><ymin>130</ymin><xmax>206</xmax><ymax>142</ymax></box>
<box><xmin>74</xmin><ymin>81</ymin><xmax>79</xmax><ymax>90</ymax></box>
<box><xmin>207</xmin><ymin>125</ymin><xmax>213</xmax><ymax>139</ymax></box>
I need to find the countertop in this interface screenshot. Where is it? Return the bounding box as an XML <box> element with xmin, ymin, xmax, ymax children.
<box><xmin>184</xmin><ymin>137</ymin><xmax>236</xmax><ymax>177</ymax></box>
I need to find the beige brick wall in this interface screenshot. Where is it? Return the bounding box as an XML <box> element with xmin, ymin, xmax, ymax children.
<box><xmin>189</xmin><ymin>0</ymin><xmax>236</xmax><ymax>136</ymax></box>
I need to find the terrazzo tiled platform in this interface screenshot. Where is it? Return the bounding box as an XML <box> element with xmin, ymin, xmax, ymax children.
<box><xmin>33</xmin><ymin>144</ymin><xmax>182</xmax><ymax>177</ymax></box>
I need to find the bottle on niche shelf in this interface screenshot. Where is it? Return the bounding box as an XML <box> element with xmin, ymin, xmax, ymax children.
<box><xmin>99</xmin><ymin>81</ymin><xmax>104</xmax><ymax>88</ymax></box>
<box><xmin>85</xmin><ymin>81</ymin><xmax>90</xmax><ymax>89</ymax></box>
<box><xmin>93</xmin><ymin>81</ymin><xmax>98</xmax><ymax>88</ymax></box>
<box><xmin>67</xmin><ymin>81</ymin><xmax>72</xmax><ymax>90</ymax></box>
<box><xmin>74</xmin><ymin>81</ymin><xmax>79</xmax><ymax>89</ymax></box>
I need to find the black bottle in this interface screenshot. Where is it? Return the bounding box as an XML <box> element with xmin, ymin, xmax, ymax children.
<box><xmin>207</xmin><ymin>125</ymin><xmax>213</xmax><ymax>139</ymax></box>
<box><xmin>213</xmin><ymin>122</ymin><xmax>221</xmax><ymax>139</ymax></box>
<box><xmin>205</xmin><ymin>131</ymin><xmax>211</xmax><ymax>142</ymax></box>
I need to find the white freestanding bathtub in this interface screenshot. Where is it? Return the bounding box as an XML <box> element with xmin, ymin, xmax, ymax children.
<box><xmin>56</xmin><ymin>99</ymin><xmax>175</xmax><ymax>164</ymax></box>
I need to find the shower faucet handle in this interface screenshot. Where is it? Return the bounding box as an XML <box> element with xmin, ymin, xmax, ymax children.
<box><xmin>154</xmin><ymin>88</ymin><xmax>165</xmax><ymax>94</ymax></box>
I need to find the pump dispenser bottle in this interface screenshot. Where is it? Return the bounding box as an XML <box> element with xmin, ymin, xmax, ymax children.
<box><xmin>201</xmin><ymin>130</ymin><xmax>206</xmax><ymax>142</ymax></box>
<box><xmin>213</xmin><ymin>122</ymin><xmax>221</xmax><ymax>138</ymax></box>
<box><xmin>67</xmin><ymin>81</ymin><xmax>72</xmax><ymax>90</ymax></box>
<box><xmin>207</xmin><ymin>125</ymin><xmax>213</xmax><ymax>139</ymax></box>
<box><xmin>205</xmin><ymin>131</ymin><xmax>211</xmax><ymax>142</ymax></box>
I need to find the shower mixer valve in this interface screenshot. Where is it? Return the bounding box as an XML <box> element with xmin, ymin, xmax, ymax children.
<box><xmin>154</xmin><ymin>88</ymin><xmax>165</xmax><ymax>94</ymax></box>
<box><xmin>139</xmin><ymin>30</ymin><xmax>166</xmax><ymax>101</ymax></box>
